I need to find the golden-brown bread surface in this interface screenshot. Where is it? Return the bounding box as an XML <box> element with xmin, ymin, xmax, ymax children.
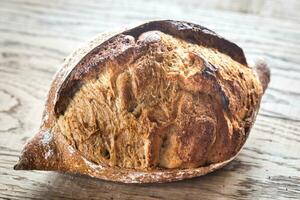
<box><xmin>14</xmin><ymin>20</ymin><xmax>270</xmax><ymax>183</ymax></box>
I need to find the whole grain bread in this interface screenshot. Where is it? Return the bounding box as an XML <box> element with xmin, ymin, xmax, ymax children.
<box><xmin>14</xmin><ymin>20</ymin><xmax>270</xmax><ymax>183</ymax></box>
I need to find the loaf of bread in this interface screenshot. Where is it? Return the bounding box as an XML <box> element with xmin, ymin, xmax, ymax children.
<box><xmin>14</xmin><ymin>20</ymin><xmax>270</xmax><ymax>183</ymax></box>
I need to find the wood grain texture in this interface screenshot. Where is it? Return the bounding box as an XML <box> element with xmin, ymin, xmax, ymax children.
<box><xmin>0</xmin><ymin>0</ymin><xmax>299</xmax><ymax>199</ymax></box>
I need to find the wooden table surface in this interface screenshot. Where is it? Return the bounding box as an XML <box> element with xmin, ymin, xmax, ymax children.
<box><xmin>0</xmin><ymin>0</ymin><xmax>300</xmax><ymax>199</ymax></box>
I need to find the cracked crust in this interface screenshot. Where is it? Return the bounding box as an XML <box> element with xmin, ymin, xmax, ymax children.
<box><xmin>14</xmin><ymin>20</ymin><xmax>270</xmax><ymax>183</ymax></box>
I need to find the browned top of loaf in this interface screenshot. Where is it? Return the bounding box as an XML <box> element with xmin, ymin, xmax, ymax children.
<box><xmin>52</xmin><ymin>20</ymin><xmax>247</xmax><ymax>117</ymax></box>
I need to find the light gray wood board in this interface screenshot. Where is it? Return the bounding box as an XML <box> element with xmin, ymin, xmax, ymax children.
<box><xmin>0</xmin><ymin>0</ymin><xmax>299</xmax><ymax>199</ymax></box>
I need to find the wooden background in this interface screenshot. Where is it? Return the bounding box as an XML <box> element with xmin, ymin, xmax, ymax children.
<box><xmin>0</xmin><ymin>0</ymin><xmax>300</xmax><ymax>199</ymax></box>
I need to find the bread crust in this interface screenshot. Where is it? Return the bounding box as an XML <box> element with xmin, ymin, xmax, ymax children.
<box><xmin>14</xmin><ymin>20</ymin><xmax>270</xmax><ymax>183</ymax></box>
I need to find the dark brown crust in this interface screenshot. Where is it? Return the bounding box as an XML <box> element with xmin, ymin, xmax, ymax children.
<box><xmin>123</xmin><ymin>20</ymin><xmax>247</xmax><ymax>64</ymax></box>
<box><xmin>14</xmin><ymin>20</ymin><xmax>270</xmax><ymax>183</ymax></box>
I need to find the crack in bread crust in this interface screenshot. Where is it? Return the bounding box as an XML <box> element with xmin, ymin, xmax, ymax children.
<box><xmin>56</xmin><ymin>31</ymin><xmax>263</xmax><ymax>170</ymax></box>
